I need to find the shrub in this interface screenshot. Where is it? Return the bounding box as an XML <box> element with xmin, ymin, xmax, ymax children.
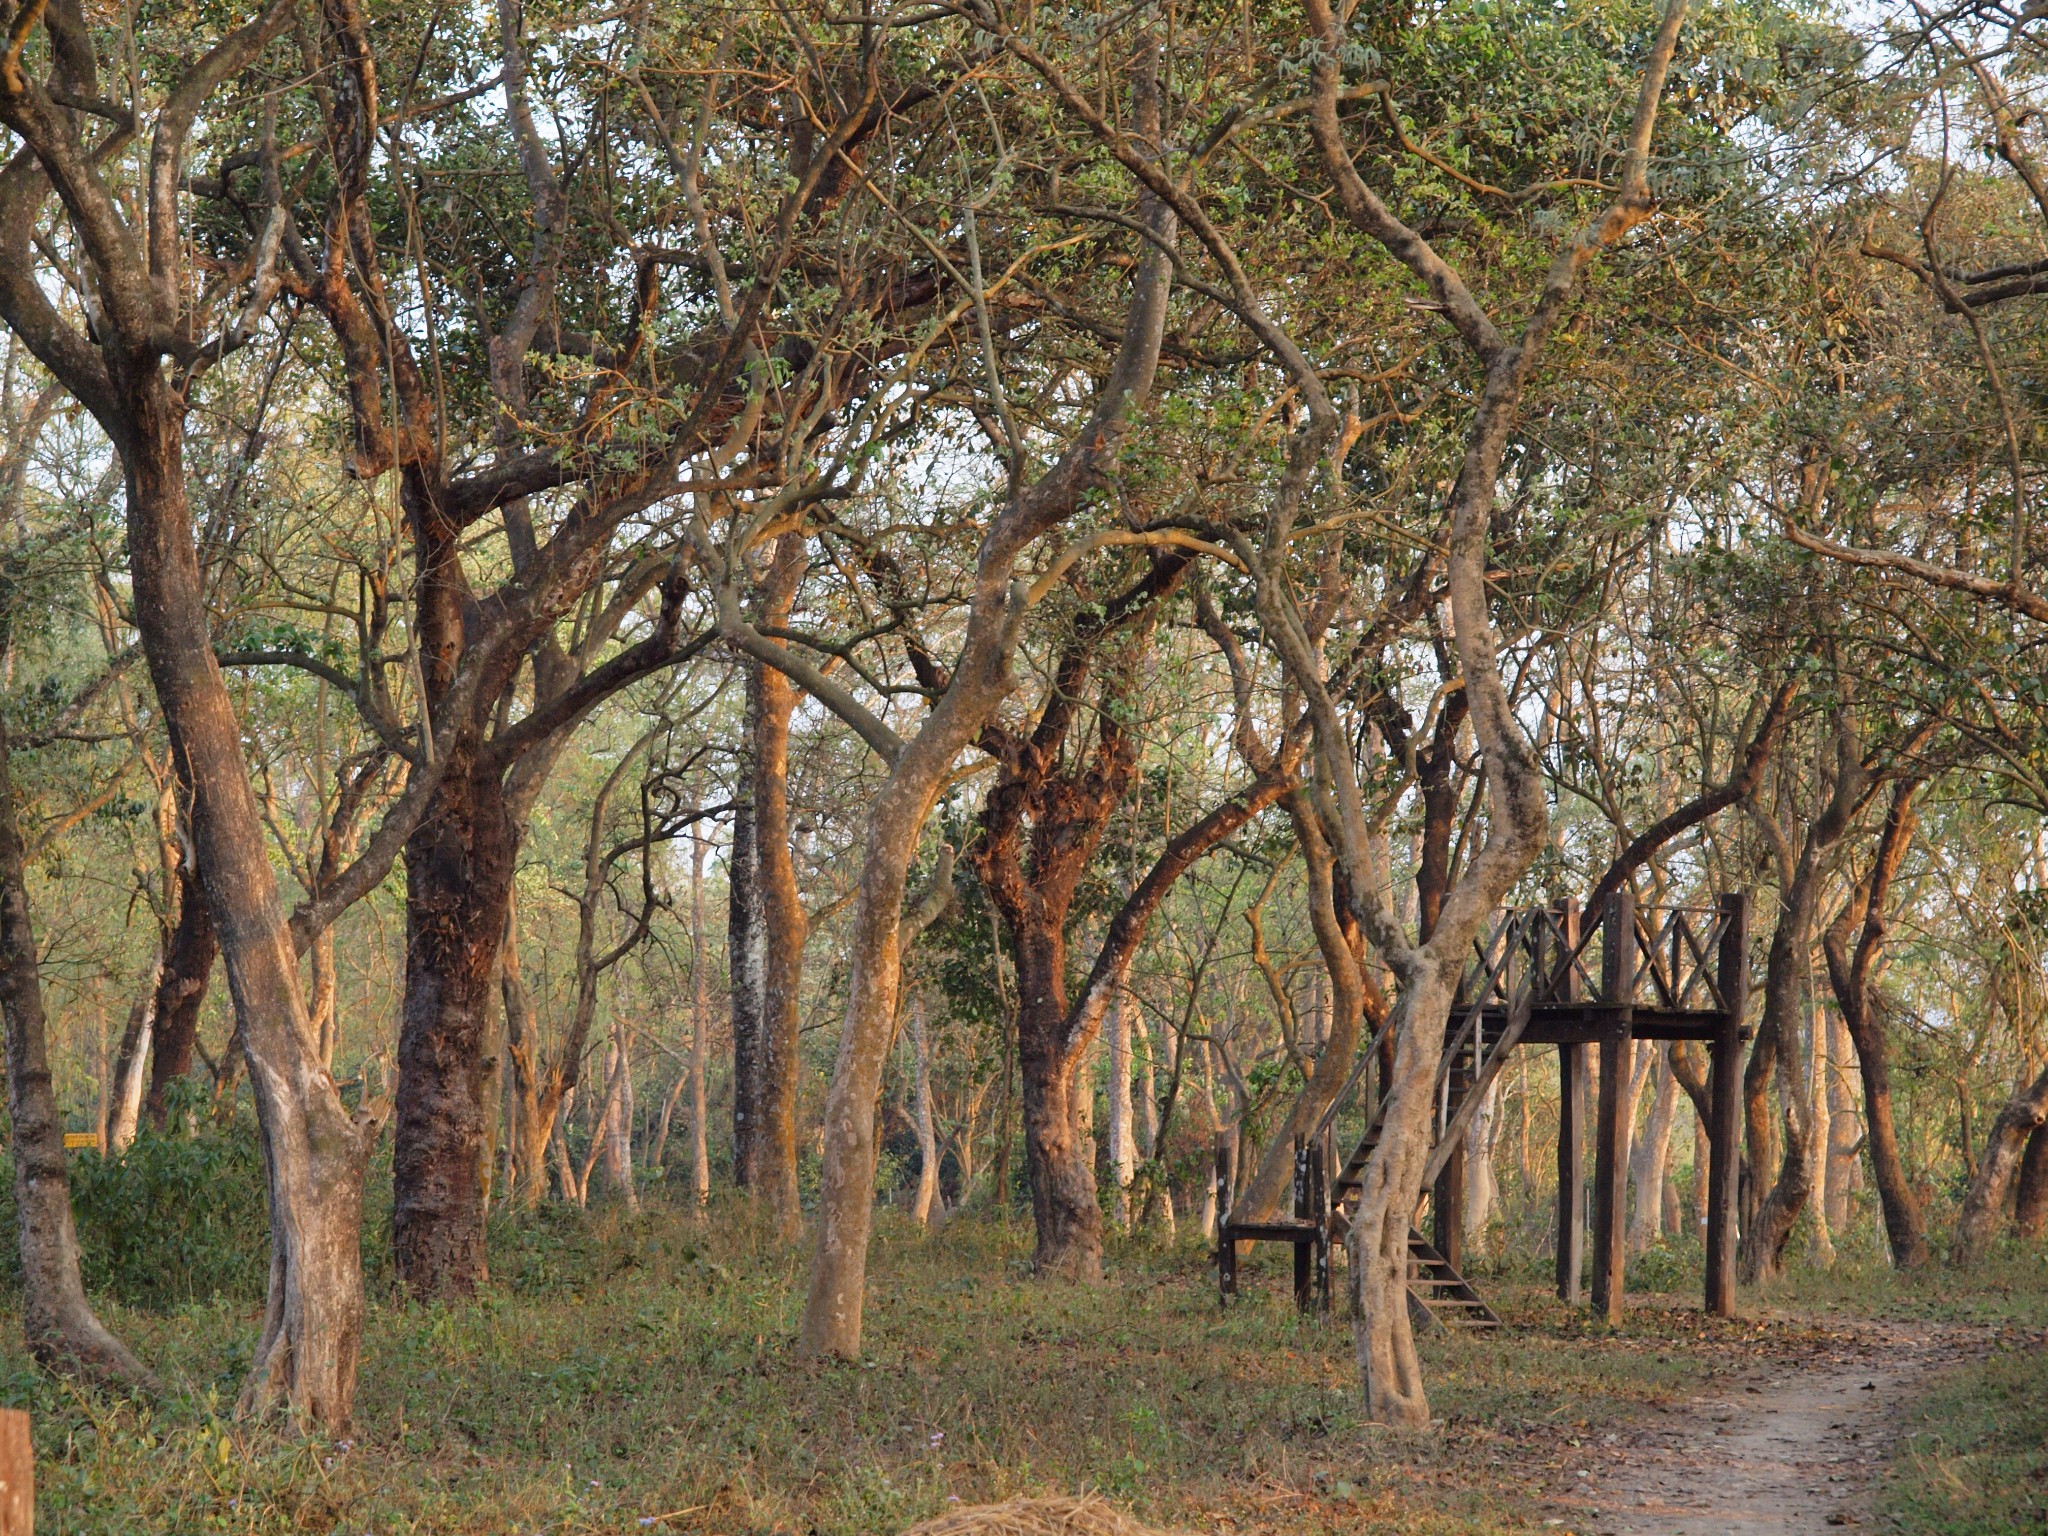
<box><xmin>65</xmin><ymin>1099</ymin><xmax>271</xmax><ymax>1309</ymax></box>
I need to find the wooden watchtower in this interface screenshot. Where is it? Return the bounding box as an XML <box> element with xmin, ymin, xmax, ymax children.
<box><xmin>1216</xmin><ymin>890</ymin><xmax>1750</xmax><ymax>1327</ymax></box>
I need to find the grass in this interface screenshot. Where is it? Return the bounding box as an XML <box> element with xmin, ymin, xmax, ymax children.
<box><xmin>0</xmin><ymin>1197</ymin><xmax>2038</xmax><ymax>1535</ymax></box>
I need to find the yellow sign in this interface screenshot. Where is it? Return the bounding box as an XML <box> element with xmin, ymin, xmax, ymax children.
<box><xmin>62</xmin><ymin>1133</ymin><xmax>100</xmax><ymax>1150</ymax></box>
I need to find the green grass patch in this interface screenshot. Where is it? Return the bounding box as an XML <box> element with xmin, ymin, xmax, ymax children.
<box><xmin>1880</xmin><ymin>1334</ymin><xmax>2048</xmax><ymax>1535</ymax></box>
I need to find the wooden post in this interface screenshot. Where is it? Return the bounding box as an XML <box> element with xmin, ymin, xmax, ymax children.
<box><xmin>1555</xmin><ymin>1040</ymin><xmax>1585</xmax><ymax>1302</ymax></box>
<box><xmin>1292</xmin><ymin>1134</ymin><xmax>1312</xmax><ymax>1312</ymax></box>
<box><xmin>1312</xmin><ymin>1131</ymin><xmax>1332</xmax><ymax>1316</ymax></box>
<box><xmin>1433</xmin><ymin>1140</ymin><xmax>1465</xmax><ymax>1273</ymax></box>
<box><xmin>1214</xmin><ymin>1132</ymin><xmax>1237</xmax><ymax>1301</ymax></box>
<box><xmin>1706</xmin><ymin>892</ymin><xmax>1749</xmax><ymax>1318</ymax></box>
<box><xmin>0</xmin><ymin>1408</ymin><xmax>30</xmax><ymax>1536</ymax></box>
<box><xmin>1557</xmin><ymin>899</ymin><xmax>1582</xmax><ymax>1003</ymax></box>
<box><xmin>1552</xmin><ymin>900</ymin><xmax>1585</xmax><ymax>1302</ymax></box>
<box><xmin>1592</xmin><ymin>890</ymin><xmax>1635</xmax><ymax>1327</ymax></box>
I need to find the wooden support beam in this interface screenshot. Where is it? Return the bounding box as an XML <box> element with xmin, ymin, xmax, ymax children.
<box><xmin>1291</xmin><ymin>1134</ymin><xmax>1312</xmax><ymax>1312</ymax></box>
<box><xmin>1592</xmin><ymin>891</ymin><xmax>1635</xmax><ymax>1326</ymax></box>
<box><xmin>1313</xmin><ymin>1131</ymin><xmax>1333</xmax><ymax>1316</ymax></box>
<box><xmin>1592</xmin><ymin>1027</ymin><xmax>1629</xmax><ymax>1325</ymax></box>
<box><xmin>1555</xmin><ymin>1040</ymin><xmax>1586</xmax><ymax>1303</ymax></box>
<box><xmin>1433</xmin><ymin>1140</ymin><xmax>1466</xmax><ymax>1273</ymax></box>
<box><xmin>1706</xmin><ymin>891</ymin><xmax>1749</xmax><ymax>1317</ymax></box>
<box><xmin>0</xmin><ymin>1409</ymin><xmax>29</xmax><ymax>1536</ymax></box>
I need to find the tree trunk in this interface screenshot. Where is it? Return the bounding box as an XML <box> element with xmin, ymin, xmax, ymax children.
<box><xmin>393</xmin><ymin>754</ymin><xmax>514</xmax><ymax>1298</ymax></box>
<box><xmin>1349</xmin><ymin>968</ymin><xmax>1457</xmax><ymax>1423</ymax></box>
<box><xmin>103</xmin><ymin>979</ymin><xmax>154</xmax><ymax>1154</ymax></box>
<box><xmin>1011</xmin><ymin>922</ymin><xmax>1102</xmax><ymax>1278</ymax></box>
<box><xmin>750</xmin><ymin>538</ymin><xmax>809</xmax><ymax>1235</ymax></box>
<box><xmin>797</xmin><ymin>162</ymin><xmax>1175</xmax><ymax>1357</ymax></box>
<box><xmin>727</xmin><ymin>737</ymin><xmax>764</xmax><ymax>1189</ymax></box>
<box><xmin>1824</xmin><ymin>1011</ymin><xmax>1860</xmax><ymax>1231</ymax></box>
<box><xmin>1135</xmin><ymin>1008</ymin><xmax>1171</xmax><ymax>1234</ymax></box>
<box><xmin>1805</xmin><ymin>990</ymin><xmax>1836</xmax><ymax>1267</ymax></box>
<box><xmin>801</xmin><ymin>767</ymin><xmax>949</xmax><ymax>1353</ymax></box>
<box><xmin>1107</xmin><ymin>990</ymin><xmax>1135</xmax><ymax>1228</ymax></box>
<box><xmin>1628</xmin><ymin>1051</ymin><xmax>1680</xmax><ymax>1255</ymax></box>
<box><xmin>2014</xmin><ymin>1121</ymin><xmax>2047</xmax><ymax>1241</ymax></box>
<box><xmin>0</xmin><ymin>717</ymin><xmax>155</xmax><ymax>1388</ymax></box>
<box><xmin>1236</xmin><ymin>795</ymin><xmax>1375</xmax><ymax>1220</ymax></box>
<box><xmin>968</xmin><ymin>558</ymin><xmax>1197</xmax><ymax>1275</ymax></box>
<box><xmin>1740</xmin><ymin>711</ymin><xmax>1883</xmax><ymax>1285</ymax></box>
<box><xmin>143</xmin><ymin>849</ymin><xmax>217</xmax><ymax>1126</ymax></box>
<box><xmin>309</xmin><ymin>927</ymin><xmax>340</xmax><ymax>1070</ymax></box>
<box><xmin>122</xmin><ymin>369</ymin><xmax>375</xmax><ymax>1428</ymax></box>
<box><xmin>599</xmin><ymin>1028</ymin><xmax>639</xmax><ymax>1210</ymax></box>
<box><xmin>1463</xmin><ymin>1077</ymin><xmax>1500</xmax><ymax>1257</ymax></box>
<box><xmin>1821</xmin><ymin>782</ymin><xmax>1929</xmax><ymax>1267</ymax></box>
<box><xmin>1953</xmin><ymin>1060</ymin><xmax>2048</xmax><ymax>1264</ymax></box>
<box><xmin>690</xmin><ymin>823</ymin><xmax>712</xmax><ymax>1208</ymax></box>
<box><xmin>500</xmin><ymin>902</ymin><xmax>552</xmax><ymax>1207</ymax></box>
<box><xmin>909</xmin><ymin>992</ymin><xmax>941</xmax><ymax>1225</ymax></box>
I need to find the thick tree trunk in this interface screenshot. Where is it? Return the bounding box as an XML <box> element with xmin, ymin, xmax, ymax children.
<box><xmin>802</xmin><ymin>768</ymin><xmax>948</xmax><ymax>1354</ymax></box>
<box><xmin>1349</xmin><ymin>969</ymin><xmax>1456</xmax><ymax>1423</ymax></box>
<box><xmin>0</xmin><ymin>718</ymin><xmax>155</xmax><ymax>1388</ymax></box>
<box><xmin>393</xmin><ymin>754</ymin><xmax>514</xmax><ymax>1299</ymax></box>
<box><xmin>121</xmin><ymin>373</ymin><xmax>374</xmax><ymax>1427</ymax></box>
<box><xmin>143</xmin><ymin>849</ymin><xmax>217</xmax><ymax>1126</ymax></box>
<box><xmin>1011</xmin><ymin>924</ymin><xmax>1102</xmax><ymax>1278</ymax></box>
<box><xmin>1953</xmin><ymin>1060</ymin><xmax>2048</xmax><ymax>1264</ymax></box>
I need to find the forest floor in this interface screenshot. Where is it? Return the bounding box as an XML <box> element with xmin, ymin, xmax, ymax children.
<box><xmin>2</xmin><ymin>1196</ymin><xmax>2042</xmax><ymax>1535</ymax></box>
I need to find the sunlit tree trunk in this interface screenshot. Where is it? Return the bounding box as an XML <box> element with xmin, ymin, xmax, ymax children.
<box><xmin>103</xmin><ymin>980</ymin><xmax>154</xmax><ymax>1154</ymax></box>
<box><xmin>909</xmin><ymin>993</ymin><xmax>941</xmax><ymax>1226</ymax></box>
<box><xmin>1107</xmin><ymin>992</ymin><xmax>1135</xmax><ymax>1229</ymax></box>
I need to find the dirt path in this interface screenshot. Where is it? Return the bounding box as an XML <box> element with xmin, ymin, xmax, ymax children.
<box><xmin>1550</xmin><ymin>1319</ymin><xmax>1985</xmax><ymax>1536</ymax></box>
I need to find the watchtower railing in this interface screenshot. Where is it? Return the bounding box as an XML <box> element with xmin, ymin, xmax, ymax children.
<box><xmin>1455</xmin><ymin>898</ymin><xmax>1736</xmax><ymax>1015</ymax></box>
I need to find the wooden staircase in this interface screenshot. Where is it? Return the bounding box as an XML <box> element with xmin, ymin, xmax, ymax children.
<box><xmin>1218</xmin><ymin>944</ymin><xmax>1534</xmax><ymax>1324</ymax></box>
<box><xmin>1405</xmin><ymin>1228</ymin><xmax>1501</xmax><ymax>1330</ymax></box>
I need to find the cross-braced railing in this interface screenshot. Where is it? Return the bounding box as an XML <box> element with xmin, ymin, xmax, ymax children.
<box><xmin>1627</xmin><ymin>903</ymin><xmax>1733</xmax><ymax>1012</ymax></box>
<box><xmin>1453</xmin><ymin>898</ymin><xmax>1735</xmax><ymax>1015</ymax></box>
